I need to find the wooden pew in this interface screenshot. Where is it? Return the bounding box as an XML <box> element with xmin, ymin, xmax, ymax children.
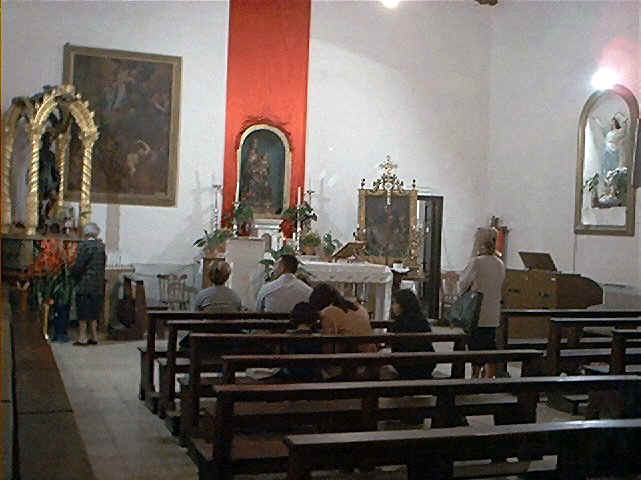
<box><xmin>156</xmin><ymin>316</ymin><xmax>410</xmax><ymax>416</ymax></box>
<box><xmin>191</xmin><ymin>375</ymin><xmax>641</xmax><ymax>480</ymax></box>
<box><xmin>176</xmin><ymin>349</ymin><xmax>542</xmax><ymax>444</ymax></box>
<box><xmin>140</xmin><ymin>311</ymin><xmax>290</xmax><ymax>412</ymax></box>
<box><xmin>546</xmin><ymin>318</ymin><xmax>641</xmax><ymax>376</ymax></box>
<box><xmin>285</xmin><ymin>418</ymin><xmax>641</xmax><ymax>480</ymax></box>
<box><xmin>610</xmin><ymin>329</ymin><xmax>641</xmax><ymax>374</ymax></box>
<box><xmin>180</xmin><ymin>331</ymin><xmax>466</xmax><ymax>436</ymax></box>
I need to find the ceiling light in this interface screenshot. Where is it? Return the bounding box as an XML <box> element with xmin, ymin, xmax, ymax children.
<box><xmin>381</xmin><ymin>0</ymin><xmax>400</xmax><ymax>8</ymax></box>
<box><xmin>591</xmin><ymin>68</ymin><xmax>619</xmax><ymax>90</ymax></box>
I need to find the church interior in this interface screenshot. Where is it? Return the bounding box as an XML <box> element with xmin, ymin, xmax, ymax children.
<box><xmin>3</xmin><ymin>1</ymin><xmax>641</xmax><ymax>479</ymax></box>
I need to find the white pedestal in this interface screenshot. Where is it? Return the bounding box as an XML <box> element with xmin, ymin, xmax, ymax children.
<box><xmin>225</xmin><ymin>237</ymin><xmax>266</xmax><ymax>310</ymax></box>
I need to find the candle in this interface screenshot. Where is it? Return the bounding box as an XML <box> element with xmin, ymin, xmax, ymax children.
<box><xmin>297</xmin><ymin>186</ymin><xmax>302</xmax><ymax>206</ymax></box>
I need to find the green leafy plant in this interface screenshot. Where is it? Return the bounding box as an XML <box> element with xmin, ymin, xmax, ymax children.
<box><xmin>300</xmin><ymin>231</ymin><xmax>321</xmax><ymax>248</ymax></box>
<box><xmin>234</xmin><ymin>202</ymin><xmax>254</xmax><ymax>225</ymax></box>
<box><xmin>192</xmin><ymin>229</ymin><xmax>233</xmax><ymax>251</ymax></box>
<box><xmin>281</xmin><ymin>201</ymin><xmax>317</xmax><ymax>230</ymax></box>
<box><xmin>322</xmin><ymin>232</ymin><xmax>342</xmax><ymax>257</ymax></box>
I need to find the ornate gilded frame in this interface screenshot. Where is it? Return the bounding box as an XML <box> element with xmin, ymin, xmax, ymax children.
<box><xmin>236</xmin><ymin>123</ymin><xmax>292</xmax><ymax>219</ymax></box>
<box><xmin>63</xmin><ymin>44</ymin><xmax>181</xmax><ymax>206</ymax></box>
<box><xmin>357</xmin><ymin>156</ymin><xmax>419</xmax><ymax>268</ymax></box>
<box><xmin>1</xmin><ymin>85</ymin><xmax>98</xmax><ymax>236</ymax></box>
<box><xmin>574</xmin><ymin>84</ymin><xmax>638</xmax><ymax>236</ymax></box>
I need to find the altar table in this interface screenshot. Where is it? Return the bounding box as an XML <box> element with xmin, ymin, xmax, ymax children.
<box><xmin>301</xmin><ymin>260</ymin><xmax>392</xmax><ymax>323</ymax></box>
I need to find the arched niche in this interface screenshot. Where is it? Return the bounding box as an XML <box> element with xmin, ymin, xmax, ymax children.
<box><xmin>2</xmin><ymin>84</ymin><xmax>99</xmax><ymax>236</ymax></box>
<box><xmin>235</xmin><ymin>124</ymin><xmax>292</xmax><ymax>218</ymax></box>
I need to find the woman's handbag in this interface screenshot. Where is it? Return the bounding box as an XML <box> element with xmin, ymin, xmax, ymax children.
<box><xmin>447</xmin><ymin>291</ymin><xmax>483</xmax><ymax>334</ymax></box>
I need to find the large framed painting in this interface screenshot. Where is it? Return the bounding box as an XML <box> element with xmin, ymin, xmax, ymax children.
<box><xmin>575</xmin><ymin>84</ymin><xmax>638</xmax><ymax>236</ymax></box>
<box><xmin>358</xmin><ymin>188</ymin><xmax>418</xmax><ymax>268</ymax></box>
<box><xmin>63</xmin><ymin>44</ymin><xmax>181</xmax><ymax>206</ymax></box>
<box><xmin>236</xmin><ymin>124</ymin><xmax>292</xmax><ymax>218</ymax></box>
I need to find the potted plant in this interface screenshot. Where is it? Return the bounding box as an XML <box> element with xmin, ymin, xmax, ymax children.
<box><xmin>321</xmin><ymin>232</ymin><xmax>342</xmax><ymax>259</ymax></box>
<box><xmin>193</xmin><ymin>228</ymin><xmax>233</xmax><ymax>257</ymax></box>
<box><xmin>280</xmin><ymin>201</ymin><xmax>317</xmax><ymax>237</ymax></box>
<box><xmin>300</xmin><ymin>231</ymin><xmax>321</xmax><ymax>256</ymax></box>
<box><xmin>234</xmin><ymin>202</ymin><xmax>254</xmax><ymax>236</ymax></box>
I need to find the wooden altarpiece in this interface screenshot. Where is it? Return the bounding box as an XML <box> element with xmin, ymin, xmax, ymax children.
<box><xmin>1</xmin><ymin>84</ymin><xmax>98</xmax><ymax>236</ymax></box>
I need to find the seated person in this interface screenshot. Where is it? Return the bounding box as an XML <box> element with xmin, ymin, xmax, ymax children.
<box><xmin>310</xmin><ymin>283</ymin><xmax>376</xmax><ymax>379</ymax></box>
<box><xmin>256</xmin><ymin>254</ymin><xmax>312</xmax><ymax>312</ymax></box>
<box><xmin>192</xmin><ymin>261</ymin><xmax>242</xmax><ymax>312</ymax></box>
<box><xmin>390</xmin><ymin>288</ymin><xmax>435</xmax><ymax>379</ymax></box>
<box><xmin>181</xmin><ymin>261</ymin><xmax>241</xmax><ymax>350</ymax></box>
<box><xmin>277</xmin><ymin>302</ymin><xmax>321</xmax><ymax>382</ymax></box>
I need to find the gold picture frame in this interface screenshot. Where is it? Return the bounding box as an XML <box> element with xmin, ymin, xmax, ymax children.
<box><xmin>357</xmin><ymin>188</ymin><xmax>418</xmax><ymax>268</ymax></box>
<box><xmin>63</xmin><ymin>44</ymin><xmax>181</xmax><ymax>206</ymax></box>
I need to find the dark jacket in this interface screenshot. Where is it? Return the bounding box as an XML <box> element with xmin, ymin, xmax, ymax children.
<box><xmin>70</xmin><ymin>238</ymin><xmax>106</xmax><ymax>297</ymax></box>
<box><xmin>391</xmin><ymin>313</ymin><xmax>435</xmax><ymax>379</ymax></box>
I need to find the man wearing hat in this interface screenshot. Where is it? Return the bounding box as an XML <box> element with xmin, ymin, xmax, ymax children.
<box><xmin>70</xmin><ymin>222</ymin><xmax>106</xmax><ymax>345</ymax></box>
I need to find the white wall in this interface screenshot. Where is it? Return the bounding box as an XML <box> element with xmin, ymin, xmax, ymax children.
<box><xmin>486</xmin><ymin>0</ymin><xmax>641</xmax><ymax>286</ymax></box>
<box><xmin>307</xmin><ymin>1</ymin><xmax>493</xmax><ymax>270</ymax></box>
<box><xmin>2</xmin><ymin>1</ymin><xmax>230</xmax><ymax>265</ymax></box>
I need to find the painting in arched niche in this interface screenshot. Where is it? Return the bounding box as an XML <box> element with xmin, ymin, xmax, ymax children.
<box><xmin>236</xmin><ymin>124</ymin><xmax>291</xmax><ymax>218</ymax></box>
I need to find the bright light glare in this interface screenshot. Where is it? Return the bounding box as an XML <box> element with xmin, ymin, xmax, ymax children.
<box><xmin>381</xmin><ymin>0</ymin><xmax>400</xmax><ymax>8</ymax></box>
<box><xmin>591</xmin><ymin>68</ymin><xmax>619</xmax><ymax>90</ymax></box>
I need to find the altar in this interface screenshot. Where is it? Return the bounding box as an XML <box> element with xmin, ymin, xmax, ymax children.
<box><xmin>302</xmin><ymin>260</ymin><xmax>392</xmax><ymax>322</ymax></box>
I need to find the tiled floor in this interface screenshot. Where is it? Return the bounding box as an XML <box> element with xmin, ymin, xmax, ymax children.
<box><xmin>50</xmin><ymin>335</ymin><xmax>579</xmax><ymax>480</ymax></box>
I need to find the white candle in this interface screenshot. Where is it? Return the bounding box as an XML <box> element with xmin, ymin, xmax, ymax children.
<box><xmin>297</xmin><ymin>186</ymin><xmax>302</xmax><ymax>206</ymax></box>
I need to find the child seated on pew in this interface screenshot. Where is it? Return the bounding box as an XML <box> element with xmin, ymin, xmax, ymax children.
<box><xmin>277</xmin><ymin>302</ymin><xmax>321</xmax><ymax>382</ymax></box>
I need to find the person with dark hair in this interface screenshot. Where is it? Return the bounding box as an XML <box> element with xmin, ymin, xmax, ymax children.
<box><xmin>192</xmin><ymin>261</ymin><xmax>242</xmax><ymax>312</ymax></box>
<box><xmin>310</xmin><ymin>283</ymin><xmax>376</xmax><ymax>376</ymax></box>
<box><xmin>256</xmin><ymin>254</ymin><xmax>312</xmax><ymax>312</ymax></box>
<box><xmin>391</xmin><ymin>289</ymin><xmax>435</xmax><ymax>379</ymax></box>
<box><xmin>278</xmin><ymin>302</ymin><xmax>321</xmax><ymax>381</ymax></box>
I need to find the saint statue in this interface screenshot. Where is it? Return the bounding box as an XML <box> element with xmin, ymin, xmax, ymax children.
<box><xmin>38</xmin><ymin>132</ymin><xmax>61</xmax><ymax>231</ymax></box>
<box><xmin>240</xmin><ymin>137</ymin><xmax>273</xmax><ymax>211</ymax></box>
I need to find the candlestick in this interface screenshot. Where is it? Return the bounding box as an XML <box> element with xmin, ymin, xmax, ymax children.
<box><xmin>297</xmin><ymin>186</ymin><xmax>302</xmax><ymax>206</ymax></box>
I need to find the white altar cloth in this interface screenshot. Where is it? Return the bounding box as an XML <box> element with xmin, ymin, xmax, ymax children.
<box><xmin>301</xmin><ymin>260</ymin><xmax>392</xmax><ymax>322</ymax></box>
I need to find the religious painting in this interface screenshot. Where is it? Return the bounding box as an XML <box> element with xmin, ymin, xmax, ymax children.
<box><xmin>575</xmin><ymin>84</ymin><xmax>638</xmax><ymax>236</ymax></box>
<box><xmin>358</xmin><ymin>189</ymin><xmax>418</xmax><ymax>268</ymax></box>
<box><xmin>236</xmin><ymin>124</ymin><xmax>291</xmax><ymax>218</ymax></box>
<box><xmin>63</xmin><ymin>44</ymin><xmax>181</xmax><ymax>206</ymax></box>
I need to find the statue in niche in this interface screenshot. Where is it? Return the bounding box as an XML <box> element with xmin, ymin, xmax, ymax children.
<box><xmin>238</xmin><ymin>129</ymin><xmax>286</xmax><ymax>216</ymax></box>
<box><xmin>585</xmin><ymin>112</ymin><xmax>629</xmax><ymax>208</ymax></box>
<box><xmin>38</xmin><ymin>132</ymin><xmax>61</xmax><ymax>232</ymax></box>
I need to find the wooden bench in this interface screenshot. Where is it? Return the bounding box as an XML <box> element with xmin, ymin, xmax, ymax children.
<box><xmin>546</xmin><ymin>318</ymin><xmax>641</xmax><ymax>376</ymax></box>
<box><xmin>140</xmin><ymin>310</ymin><xmax>290</xmax><ymax>411</ymax></box>
<box><xmin>285</xmin><ymin>418</ymin><xmax>641</xmax><ymax>480</ymax></box>
<box><xmin>141</xmin><ymin>309</ymin><xmax>394</xmax><ymax>409</ymax></box>
<box><xmin>177</xmin><ymin>331</ymin><xmax>466</xmax><ymax>437</ymax></box>
<box><xmin>191</xmin><ymin>375</ymin><xmax>641</xmax><ymax>480</ymax></box>
<box><xmin>499</xmin><ymin>309</ymin><xmax>641</xmax><ymax>349</ymax></box>
<box><xmin>176</xmin><ymin>348</ymin><xmax>542</xmax><ymax>444</ymax></box>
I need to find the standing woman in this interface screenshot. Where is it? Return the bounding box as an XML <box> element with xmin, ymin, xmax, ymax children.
<box><xmin>458</xmin><ymin>227</ymin><xmax>505</xmax><ymax>378</ymax></box>
<box><xmin>71</xmin><ymin>222</ymin><xmax>106</xmax><ymax>346</ymax></box>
